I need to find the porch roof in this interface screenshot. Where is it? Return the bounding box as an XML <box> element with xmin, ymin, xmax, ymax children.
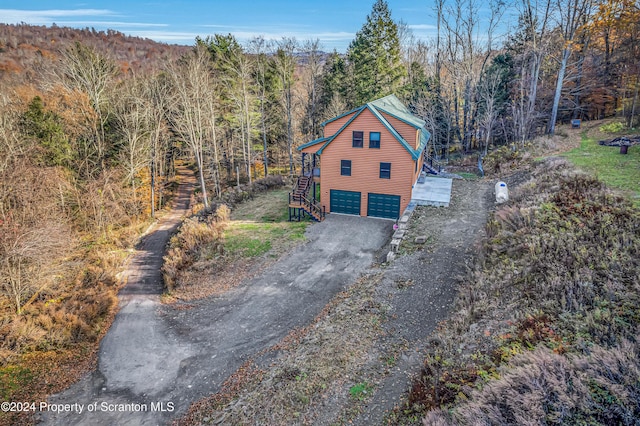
<box><xmin>298</xmin><ymin>137</ymin><xmax>328</xmax><ymax>153</ymax></box>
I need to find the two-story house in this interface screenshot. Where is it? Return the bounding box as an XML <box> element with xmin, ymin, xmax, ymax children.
<box><xmin>289</xmin><ymin>94</ymin><xmax>429</xmax><ymax>221</ymax></box>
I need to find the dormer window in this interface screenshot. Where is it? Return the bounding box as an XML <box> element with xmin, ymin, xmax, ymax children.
<box><xmin>352</xmin><ymin>131</ymin><xmax>363</xmax><ymax>148</ymax></box>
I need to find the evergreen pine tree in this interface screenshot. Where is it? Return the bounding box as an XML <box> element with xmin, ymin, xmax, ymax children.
<box><xmin>347</xmin><ymin>0</ymin><xmax>406</xmax><ymax>106</ymax></box>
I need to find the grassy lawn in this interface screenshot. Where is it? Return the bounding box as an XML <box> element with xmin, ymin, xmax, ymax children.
<box><xmin>224</xmin><ymin>189</ymin><xmax>309</xmax><ymax>259</ymax></box>
<box><xmin>564</xmin><ymin>132</ymin><xmax>640</xmax><ymax>206</ymax></box>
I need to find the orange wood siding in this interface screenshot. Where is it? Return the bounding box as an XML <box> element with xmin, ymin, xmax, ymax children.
<box><xmin>414</xmin><ymin>152</ymin><xmax>424</xmax><ymax>183</ymax></box>
<box><xmin>324</xmin><ymin>111</ymin><xmax>357</xmax><ymax>137</ymax></box>
<box><xmin>379</xmin><ymin>112</ymin><xmax>419</xmax><ymax>148</ymax></box>
<box><xmin>319</xmin><ymin>108</ymin><xmax>416</xmax><ymax>217</ymax></box>
<box><xmin>301</xmin><ymin>145</ymin><xmax>321</xmax><ymax>154</ymax></box>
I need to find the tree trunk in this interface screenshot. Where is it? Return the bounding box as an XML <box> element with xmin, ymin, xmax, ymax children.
<box><xmin>630</xmin><ymin>74</ymin><xmax>639</xmax><ymax>128</ymax></box>
<box><xmin>287</xmin><ymin>88</ymin><xmax>294</xmax><ymax>175</ymax></box>
<box><xmin>196</xmin><ymin>149</ymin><xmax>209</xmax><ymax>210</ymax></box>
<box><xmin>549</xmin><ymin>48</ymin><xmax>571</xmax><ymax>135</ymax></box>
<box><xmin>261</xmin><ymin>97</ymin><xmax>268</xmax><ymax>177</ymax></box>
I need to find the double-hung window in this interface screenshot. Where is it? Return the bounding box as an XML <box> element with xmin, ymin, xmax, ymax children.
<box><xmin>379</xmin><ymin>162</ymin><xmax>391</xmax><ymax>179</ymax></box>
<box><xmin>352</xmin><ymin>131</ymin><xmax>363</xmax><ymax>148</ymax></box>
<box><xmin>369</xmin><ymin>132</ymin><xmax>380</xmax><ymax>149</ymax></box>
<box><xmin>341</xmin><ymin>160</ymin><xmax>352</xmax><ymax>176</ymax></box>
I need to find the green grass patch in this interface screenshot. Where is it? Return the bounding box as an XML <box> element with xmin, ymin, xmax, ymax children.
<box><xmin>224</xmin><ymin>189</ymin><xmax>309</xmax><ymax>259</ymax></box>
<box><xmin>457</xmin><ymin>172</ymin><xmax>480</xmax><ymax>180</ymax></box>
<box><xmin>0</xmin><ymin>365</ymin><xmax>33</xmax><ymax>399</ymax></box>
<box><xmin>564</xmin><ymin>133</ymin><xmax>640</xmax><ymax>206</ymax></box>
<box><xmin>349</xmin><ymin>382</ymin><xmax>373</xmax><ymax>401</ymax></box>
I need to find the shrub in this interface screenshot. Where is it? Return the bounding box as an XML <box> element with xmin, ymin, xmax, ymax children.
<box><xmin>483</xmin><ymin>145</ymin><xmax>530</xmax><ymax>176</ymax></box>
<box><xmin>599</xmin><ymin>121</ymin><xmax>626</xmax><ymax>133</ymax></box>
<box><xmin>402</xmin><ymin>158</ymin><xmax>640</xmax><ymax>423</ymax></box>
<box><xmin>162</xmin><ymin>206</ymin><xmax>229</xmax><ymax>292</ymax></box>
<box><xmin>424</xmin><ymin>340</ymin><xmax>640</xmax><ymax>425</ymax></box>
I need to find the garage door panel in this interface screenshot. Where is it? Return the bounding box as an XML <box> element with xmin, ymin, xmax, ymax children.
<box><xmin>330</xmin><ymin>190</ymin><xmax>361</xmax><ymax>215</ymax></box>
<box><xmin>367</xmin><ymin>193</ymin><xmax>400</xmax><ymax>219</ymax></box>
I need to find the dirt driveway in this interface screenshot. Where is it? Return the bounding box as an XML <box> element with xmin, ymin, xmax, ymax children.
<box><xmin>39</xmin><ymin>213</ymin><xmax>392</xmax><ymax>425</ymax></box>
<box><xmin>167</xmin><ymin>179</ymin><xmax>494</xmax><ymax>425</ymax></box>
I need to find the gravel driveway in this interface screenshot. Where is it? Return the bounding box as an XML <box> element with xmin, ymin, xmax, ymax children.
<box><xmin>39</xmin><ymin>213</ymin><xmax>392</xmax><ymax>425</ymax></box>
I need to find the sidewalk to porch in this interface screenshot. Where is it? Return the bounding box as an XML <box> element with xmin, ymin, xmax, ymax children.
<box><xmin>411</xmin><ymin>175</ymin><xmax>453</xmax><ymax>207</ymax></box>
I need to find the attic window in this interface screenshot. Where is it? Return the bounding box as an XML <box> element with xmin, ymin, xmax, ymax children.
<box><xmin>369</xmin><ymin>132</ymin><xmax>380</xmax><ymax>149</ymax></box>
<box><xmin>352</xmin><ymin>131</ymin><xmax>363</xmax><ymax>148</ymax></box>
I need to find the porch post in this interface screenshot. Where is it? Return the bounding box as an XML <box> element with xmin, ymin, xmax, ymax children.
<box><xmin>312</xmin><ymin>153</ymin><xmax>318</xmax><ymax>201</ymax></box>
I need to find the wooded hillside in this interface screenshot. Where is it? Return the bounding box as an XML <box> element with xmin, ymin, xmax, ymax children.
<box><xmin>0</xmin><ymin>0</ymin><xmax>639</xmax><ymax>423</ymax></box>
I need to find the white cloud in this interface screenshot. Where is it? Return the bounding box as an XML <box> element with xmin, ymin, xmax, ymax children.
<box><xmin>0</xmin><ymin>9</ymin><xmax>115</xmax><ymax>25</ymax></box>
<box><xmin>409</xmin><ymin>24</ymin><xmax>437</xmax><ymax>31</ymax></box>
<box><xmin>0</xmin><ymin>9</ymin><xmax>355</xmax><ymax>50</ymax></box>
<box><xmin>197</xmin><ymin>25</ymin><xmax>354</xmax><ymax>47</ymax></box>
<box><xmin>56</xmin><ymin>21</ymin><xmax>168</xmax><ymax>28</ymax></box>
<box><xmin>125</xmin><ymin>30</ymin><xmax>201</xmax><ymax>43</ymax></box>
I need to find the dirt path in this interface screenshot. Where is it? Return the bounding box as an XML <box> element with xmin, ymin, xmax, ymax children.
<box><xmin>353</xmin><ymin>178</ymin><xmax>493</xmax><ymax>423</ymax></box>
<box><xmin>39</xmin><ymin>195</ymin><xmax>391</xmax><ymax>425</ymax></box>
<box><xmin>39</xmin><ymin>167</ymin><xmax>196</xmax><ymax>425</ymax></box>
<box><xmin>39</xmin><ymin>173</ymin><xmax>492</xmax><ymax>425</ymax></box>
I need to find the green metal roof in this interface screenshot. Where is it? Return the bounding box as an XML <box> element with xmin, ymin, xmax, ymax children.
<box><xmin>297</xmin><ymin>137</ymin><xmax>328</xmax><ymax>151</ymax></box>
<box><xmin>297</xmin><ymin>94</ymin><xmax>429</xmax><ymax>160</ymax></box>
<box><xmin>319</xmin><ymin>105</ymin><xmax>363</xmax><ymax>127</ymax></box>
<box><xmin>369</xmin><ymin>95</ymin><xmax>426</xmax><ymax>129</ymax></box>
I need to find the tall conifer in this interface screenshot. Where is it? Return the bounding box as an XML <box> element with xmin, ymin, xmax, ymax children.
<box><xmin>347</xmin><ymin>0</ymin><xmax>406</xmax><ymax>106</ymax></box>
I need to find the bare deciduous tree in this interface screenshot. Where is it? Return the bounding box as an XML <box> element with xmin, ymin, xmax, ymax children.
<box><xmin>548</xmin><ymin>0</ymin><xmax>593</xmax><ymax>134</ymax></box>
<box><xmin>249</xmin><ymin>36</ymin><xmax>272</xmax><ymax>177</ymax></box>
<box><xmin>218</xmin><ymin>38</ymin><xmax>258</xmax><ymax>183</ymax></box>
<box><xmin>56</xmin><ymin>42</ymin><xmax>118</xmax><ymax>172</ymax></box>
<box><xmin>167</xmin><ymin>46</ymin><xmax>216</xmax><ymax>209</ymax></box>
<box><xmin>0</xmin><ymin>161</ymin><xmax>74</xmax><ymax>314</ymax></box>
<box><xmin>301</xmin><ymin>39</ymin><xmax>324</xmax><ymax>140</ymax></box>
<box><xmin>144</xmin><ymin>75</ymin><xmax>173</xmax><ymax>217</ymax></box>
<box><xmin>113</xmin><ymin>76</ymin><xmax>151</xmax><ymax>209</ymax></box>
<box><xmin>271</xmin><ymin>38</ymin><xmax>298</xmax><ymax>174</ymax></box>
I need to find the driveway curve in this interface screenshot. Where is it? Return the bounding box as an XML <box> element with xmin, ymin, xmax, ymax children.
<box><xmin>40</xmin><ymin>209</ymin><xmax>392</xmax><ymax>425</ymax></box>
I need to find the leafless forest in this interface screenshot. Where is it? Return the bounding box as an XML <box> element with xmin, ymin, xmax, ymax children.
<box><xmin>0</xmin><ymin>0</ymin><xmax>639</xmax><ymax>422</ymax></box>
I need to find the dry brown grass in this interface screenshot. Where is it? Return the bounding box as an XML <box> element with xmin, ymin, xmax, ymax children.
<box><xmin>162</xmin><ymin>205</ymin><xmax>229</xmax><ymax>293</ymax></box>
<box><xmin>0</xmin><ymin>165</ymin><xmax>186</xmax><ymax>426</ymax></box>
<box><xmin>390</xmin><ymin>157</ymin><xmax>640</xmax><ymax>424</ymax></box>
<box><xmin>424</xmin><ymin>338</ymin><xmax>640</xmax><ymax>425</ymax></box>
<box><xmin>480</xmin><ymin>119</ymin><xmax>616</xmax><ymax>179</ymax></box>
<box><xmin>163</xmin><ymin>258</ymin><xmax>255</xmax><ymax>302</ymax></box>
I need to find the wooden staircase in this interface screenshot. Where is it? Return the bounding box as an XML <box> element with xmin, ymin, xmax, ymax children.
<box><xmin>423</xmin><ymin>151</ymin><xmax>443</xmax><ymax>175</ymax></box>
<box><xmin>288</xmin><ymin>176</ymin><xmax>325</xmax><ymax>222</ymax></box>
<box><xmin>293</xmin><ymin>176</ymin><xmax>311</xmax><ymax>199</ymax></box>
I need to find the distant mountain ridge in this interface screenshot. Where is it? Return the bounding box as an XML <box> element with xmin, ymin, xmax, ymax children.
<box><xmin>0</xmin><ymin>23</ymin><xmax>190</xmax><ymax>83</ymax></box>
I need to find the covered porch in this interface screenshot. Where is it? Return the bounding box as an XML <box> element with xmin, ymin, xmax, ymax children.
<box><xmin>288</xmin><ymin>150</ymin><xmax>324</xmax><ymax>222</ymax></box>
<box><xmin>300</xmin><ymin>151</ymin><xmax>320</xmax><ymax>180</ymax></box>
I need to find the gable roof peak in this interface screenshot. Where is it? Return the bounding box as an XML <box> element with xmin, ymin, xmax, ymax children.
<box><xmin>299</xmin><ymin>93</ymin><xmax>430</xmax><ymax>160</ymax></box>
<box><xmin>367</xmin><ymin>94</ymin><xmax>402</xmax><ymax>109</ymax></box>
<box><xmin>368</xmin><ymin>94</ymin><xmax>426</xmax><ymax>129</ymax></box>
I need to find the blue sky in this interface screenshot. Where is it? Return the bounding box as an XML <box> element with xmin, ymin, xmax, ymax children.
<box><xmin>0</xmin><ymin>1</ymin><xmax>442</xmax><ymax>52</ymax></box>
